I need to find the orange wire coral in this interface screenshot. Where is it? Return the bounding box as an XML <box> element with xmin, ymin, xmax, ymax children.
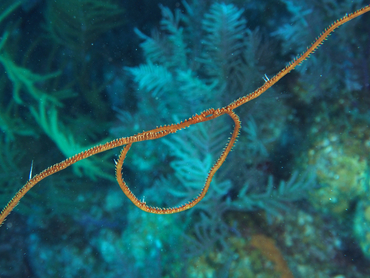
<box><xmin>1</xmin><ymin>5</ymin><xmax>370</xmax><ymax>226</ymax></box>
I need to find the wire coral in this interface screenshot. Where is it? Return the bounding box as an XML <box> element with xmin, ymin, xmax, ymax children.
<box><xmin>1</xmin><ymin>2</ymin><xmax>369</xmax><ymax>221</ymax></box>
<box><xmin>0</xmin><ymin>0</ymin><xmax>366</xmax><ymax>220</ymax></box>
<box><xmin>1</xmin><ymin>1</ymin><xmax>370</xmax><ymax>277</ymax></box>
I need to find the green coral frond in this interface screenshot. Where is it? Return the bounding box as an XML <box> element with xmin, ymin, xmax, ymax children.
<box><xmin>159</xmin><ymin>4</ymin><xmax>187</xmax><ymax>69</ymax></box>
<box><xmin>243</xmin><ymin>116</ymin><xmax>268</xmax><ymax>157</ymax></box>
<box><xmin>0</xmin><ymin>107</ymin><xmax>37</xmax><ymax>142</ymax></box>
<box><xmin>135</xmin><ymin>5</ymin><xmax>187</xmax><ymax>69</ymax></box>
<box><xmin>233</xmin><ymin>171</ymin><xmax>316</xmax><ymax>216</ymax></box>
<box><xmin>0</xmin><ymin>53</ymin><xmax>63</xmax><ymax>105</ymax></box>
<box><xmin>175</xmin><ymin>69</ymin><xmax>220</xmax><ymax>102</ymax></box>
<box><xmin>201</xmin><ymin>2</ymin><xmax>247</xmax><ymax>80</ymax></box>
<box><xmin>45</xmin><ymin>0</ymin><xmax>125</xmax><ymax>50</ymax></box>
<box><xmin>134</xmin><ymin>28</ymin><xmax>167</xmax><ymax>66</ymax></box>
<box><xmin>0</xmin><ymin>31</ymin><xmax>8</xmax><ymax>52</ymax></box>
<box><xmin>126</xmin><ymin>61</ymin><xmax>173</xmax><ymax>98</ymax></box>
<box><xmin>30</xmin><ymin>100</ymin><xmax>113</xmax><ymax>181</ymax></box>
<box><xmin>0</xmin><ymin>1</ymin><xmax>21</xmax><ymax>25</ymax></box>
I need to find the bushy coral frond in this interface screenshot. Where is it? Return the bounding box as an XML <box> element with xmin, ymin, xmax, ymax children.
<box><xmin>243</xmin><ymin>116</ymin><xmax>268</xmax><ymax>157</ymax></box>
<box><xmin>0</xmin><ymin>52</ymin><xmax>63</xmax><ymax>105</ymax></box>
<box><xmin>126</xmin><ymin>61</ymin><xmax>173</xmax><ymax>97</ymax></box>
<box><xmin>45</xmin><ymin>0</ymin><xmax>125</xmax><ymax>50</ymax></box>
<box><xmin>159</xmin><ymin>4</ymin><xmax>187</xmax><ymax>69</ymax></box>
<box><xmin>232</xmin><ymin>171</ymin><xmax>316</xmax><ymax>217</ymax></box>
<box><xmin>183</xmin><ymin>211</ymin><xmax>230</xmax><ymax>257</ymax></box>
<box><xmin>0</xmin><ymin>108</ymin><xmax>37</xmax><ymax>142</ymax></box>
<box><xmin>175</xmin><ymin>69</ymin><xmax>219</xmax><ymax>103</ymax></box>
<box><xmin>201</xmin><ymin>3</ymin><xmax>247</xmax><ymax>81</ymax></box>
<box><xmin>134</xmin><ymin>28</ymin><xmax>168</xmax><ymax>66</ymax></box>
<box><xmin>126</xmin><ymin>61</ymin><xmax>173</xmax><ymax>98</ymax></box>
<box><xmin>135</xmin><ymin>5</ymin><xmax>187</xmax><ymax>70</ymax></box>
<box><xmin>271</xmin><ymin>0</ymin><xmax>312</xmax><ymax>55</ymax></box>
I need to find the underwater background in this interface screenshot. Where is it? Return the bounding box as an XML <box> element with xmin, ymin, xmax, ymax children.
<box><xmin>0</xmin><ymin>0</ymin><xmax>370</xmax><ymax>277</ymax></box>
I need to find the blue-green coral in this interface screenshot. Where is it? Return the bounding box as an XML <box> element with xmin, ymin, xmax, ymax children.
<box><xmin>354</xmin><ymin>199</ymin><xmax>370</xmax><ymax>259</ymax></box>
<box><xmin>1</xmin><ymin>0</ymin><xmax>370</xmax><ymax>277</ymax></box>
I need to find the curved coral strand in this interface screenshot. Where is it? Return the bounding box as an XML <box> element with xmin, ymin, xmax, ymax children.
<box><xmin>115</xmin><ymin>111</ymin><xmax>241</xmax><ymax>214</ymax></box>
<box><xmin>1</xmin><ymin>5</ymin><xmax>369</xmax><ymax>225</ymax></box>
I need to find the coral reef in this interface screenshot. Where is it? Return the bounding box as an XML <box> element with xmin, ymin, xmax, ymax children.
<box><xmin>0</xmin><ymin>0</ymin><xmax>370</xmax><ymax>277</ymax></box>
